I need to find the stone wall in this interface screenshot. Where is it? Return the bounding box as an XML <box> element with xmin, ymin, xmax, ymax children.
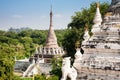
<box><xmin>77</xmin><ymin>67</ymin><xmax>120</xmax><ymax>80</ymax></box>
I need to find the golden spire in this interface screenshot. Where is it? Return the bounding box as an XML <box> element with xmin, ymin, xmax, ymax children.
<box><xmin>84</xmin><ymin>24</ymin><xmax>88</xmax><ymax>31</ymax></box>
<box><xmin>75</xmin><ymin>41</ymin><xmax>81</xmax><ymax>49</ymax></box>
<box><xmin>96</xmin><ymin>2</ymin><xmax>99</xmax><ymax>8</ymax></box>
<box><xmin>105</xmin><ymin>12</ymin><xmax>112</xmax><ymax>17</ymax></box>
<box><xmin>93</xmin><ymin>2</ymin><xmax>102</xmax><ymax>25</ymax></box>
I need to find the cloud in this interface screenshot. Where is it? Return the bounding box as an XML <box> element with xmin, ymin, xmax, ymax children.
<box><xmin>12</xmin><ymin>15</ymin><xmax>23</xmax><ymax>18</ymax></box>
<box><xmin>54</xmin><ymin>14</ymin><xmax>63</xmax><ymax>18</ymax></box>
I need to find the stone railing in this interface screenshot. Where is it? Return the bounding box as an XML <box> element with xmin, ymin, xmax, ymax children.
<box><xmin>83</xmin><ymin>48</ymin><xmax>120</xmax><ymax>54</ymax></box>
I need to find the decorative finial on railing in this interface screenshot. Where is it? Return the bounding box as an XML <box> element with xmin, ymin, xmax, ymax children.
<box><xmin>84</xmin><ymin>23</ymin><xmax>88</xmax><ymax>31</ymax></box>
<box><xmin>75</xmin><ymin>40</ymin><xmax>80</xmax><ymax>49</ymax></box>
<box><xmin>96</xmin><ymin>2</ymin><xmax>100</xmax><ymax>8</ymax></box>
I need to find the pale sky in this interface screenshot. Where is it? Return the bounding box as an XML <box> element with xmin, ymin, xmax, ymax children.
<box><xmin>0</xmin><ymin>0</ymin><xmax>111</xmax><ymax>31</ymax></box>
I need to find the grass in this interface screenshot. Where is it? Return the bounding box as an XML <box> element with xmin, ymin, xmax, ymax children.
<box><xmin>21</xmin><ymin>77</ymin><xmax>33</xmax><ymax>80</ymax></box>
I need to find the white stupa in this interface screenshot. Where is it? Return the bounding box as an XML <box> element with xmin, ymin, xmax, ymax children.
<box><xmin>91</xmin><ymin>3</ymin><xmax>102</xmax><ymax>34</ymax></box>
<box><xmin>73</xmin><ymin>1</ymin><xmax>120</xmax><ymax>79</ymax></box>
<box><xmin>82</xmin><ymin>26</ymin><xmax>90</xmax><ymax>46</ymax></box>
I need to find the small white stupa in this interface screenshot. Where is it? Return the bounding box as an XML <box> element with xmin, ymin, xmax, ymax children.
<box><xmin>82</xmin><ymin>26</ymin><xmax>90</xmax><ymax>46</ymax></box>
<box><xmin>74</xmin><ymin>41</ymin><xmax>83</xmax><ymax>69</ymax></box>
<box><xmin>74</xmin><ymin>41</ymin><xmax>82</xmax><ymax>60</ymax></box>
<box><xmin>91</xmin><ymin>3</ymin><xmax>102</xmax><ymax>34</ymax></box>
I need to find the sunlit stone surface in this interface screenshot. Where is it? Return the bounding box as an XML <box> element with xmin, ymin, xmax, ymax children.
<box><xmin>75</xmin><ymin>1</ymin><xmax>120</xmax><ymax>80</ymax></box>
<box><xmin>108</xmin><ymin>0</ymin><xmax>120</xmax><ymax>14</ymax></box>
<box><xmin>61</xmin><ymin>57</ymin><xmax>77</xmax><ymax>80</ymax></box>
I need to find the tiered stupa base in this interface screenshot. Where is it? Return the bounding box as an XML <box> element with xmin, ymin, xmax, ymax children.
<box><xmin>74</xmin><ymin>1</ymin><xmax>120</xmax><ymax>80</ymax></box>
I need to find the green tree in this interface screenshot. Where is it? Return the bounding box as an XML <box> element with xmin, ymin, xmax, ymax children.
<box><xmin>0</xmin><ymin>30</ymin><xmax>5</xmax><ymax>36</ymax></box>
<box><xmin>50</xmin><ymin>56</ymin><xmax>62</xmax><ymax>80</ymax></box>
<box><xmin>62</xmin><ymin>28</ymin><xmax>84</xmax><ymax>57</ymax></box>
<box><xmin>19</xmin><ymin>37</ymin><xmax>35</xmax><ymax>57</ymax></box>
<box><xmin>18</xmin><ymin>29</ymin><xmax>32</xmax><ymax>37</ymax></box>
<box><xmin>34</xmin><ymin>74</ymin><xmax>46</xmax><ymax>80</ymax></box>
<box><xmin>31</xmin><ymin>30</ymin><xmax>47</xmax><ymax>45</ymax></box>
<box><xmin>47</xmin><ymin>75</ymin><xmax>59</xmax><ymax>80</ymax></box>
<box><xmin>0</xmin><ymin>51</ymin><xmax>14</xmax><ymax>80</ymax></box>
<box><xmin>5</xmin><ymin>31</ymin><xmax>18</xmax><ymax>39</ymax></box>
<box><xmin>0</xmin><ymin>36</ymin><xmax>11</xmax><ymax>44</ymax></box>
<box><xmin>55</xmin><ymin>30</ymin><xmax>66</xmax><ymax>47</ymax></box>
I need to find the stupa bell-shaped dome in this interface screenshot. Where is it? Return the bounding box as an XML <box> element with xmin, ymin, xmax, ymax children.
<box><xmin>83</xmin><ymin>26</ymin><xmax>90</xmax><ymax>42</ymax></box>
<box><xmin>93</xmin><ymin>3</ymin><xmax>102</xmax><ymax>25</ymax></box>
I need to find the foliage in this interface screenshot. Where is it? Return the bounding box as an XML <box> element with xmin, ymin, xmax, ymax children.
<box><xmin>13</xmin><ymin>76</ymin><xmax>34</xmax><ymax>80</ymax></box>
<box><xmin>34</xmin><ymin>74</ymin><xmax>59</xmax><ymax>80</ymax></box>
<box><xmin>50</xmin><ymin>56</ymin><xmax>62</xmax><ymax>77</ymax></box>
<box><xmin>0</xmin><ymin>51</ymin><xmax>14</xmax><ymax>80</ymax></box>
<box><xmin>21</xmin><ymin>78</ymin><xmax>32</xmax><ymax>80</ymax></box>
<box><xmin>62</xmin><ymin>28</ymin><xmax>84</xmax><ymax>57</ymax></box>
<box><xmin>55</xmin><ymin>29</ymin><xmax>66</xmax><ymax>46</ymax></box>
<box><xmin>30</xmin><ymin>30</ymin><xmax>47</xmax><ymax>45</ymax></box>
<box><xmin>47</xmin><ymin>75</ymin><xmax>59</xmax><ymax>80</ymax></box>
<box><xmin>13</xmin><ymin>76</ymin><xmax>22</xmax><ymax>80</ymax></box>
<box><xmin>34</xmin><ymin>74</ymin><xmax>46</xmax><ymax>80</ymax></box>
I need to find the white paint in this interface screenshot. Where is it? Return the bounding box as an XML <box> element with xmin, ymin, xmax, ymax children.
<box><xmin>61</xmin><ymin>57</ymin><xmax>77</xmax><ymax>80</ymax></box>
